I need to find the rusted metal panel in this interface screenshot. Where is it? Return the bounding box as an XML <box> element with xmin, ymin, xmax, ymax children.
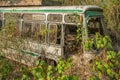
<box><xmin>1</xmin><ymin>39</ymin><xmax>62</xmax><ymax>66</ymax></box>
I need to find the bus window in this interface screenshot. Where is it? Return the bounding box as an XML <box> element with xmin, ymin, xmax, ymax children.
<box><xmin>0</xmin><ymin>20</ymin><xmax>2</xmax><ymax>28</ymax></box>
<box><xmin>4</xmin><ymin>13</ymin><xmax>21</xmax><ymax>19</ymax></box>
<box><xmin>64</xmin><ymin>24</ymin><xmax>77</xmax><ymax>42</ymax></box>
<box><xmin>64</xmin><ymin>24</ymin><xmax>77</xmax><ymax>52</ymax></box>
<box><xmin>23</xmin><ymin>14</ymin><xmax>32</xmax><ymax>20</ymax></box>
<box><xmin>22</xmin><ymin>22</ymin><xmax>33</xmax><ymax>38</ymax></box>
<box><xmin>87</xmin><ymin>18</ymin><xmax>104</xmax><ymax>37</ymax></box>
<box><xmin>14</xmin><ymin>20</ymin><xmax>21</xmax><ymax>36</ymax></box>
<box><xmin>0</xmin><ymin>13</ymin><xmax>3</xmax><ymax>28</ymax></box>
<box><xmin>4</xmin><ymin>13</ymin><xmax>21</xmax><ymax>36</ymax></box>
<box><xmin>23</xmin><ymin>13</ymin><xmax>46</xmax><ymax>21</ymax></box>
<box><xmin>48</xmin><ymin>24</ymin><xmax>61</xmax><ymax>45</ymax></box>
<box><xmin>56</xmin><ymin>25</ymin><xmax>61</xmax><ymax>44</ymax></box>
<box><xmin>0</xmin><ymin>13</ymin><xmax>3</xmax><ymax>19</ymax></box>
<box><xmin>48</xmin><ymin>24</ymin><xmax>57</xmax><ymax>44</ymax></box>
<box><xmin>33</xmin><ymin>23</ymin><xmax>46</xmax><ymax>43</ymax></box>
<box><xmin>48</xmin><ymin>14</ymin><xmax>62</xmax><ymax>22</ymax></box>
<box><xmin>65</xmin><ymin>14</ymin><xmax>80</xmax><ymax>23</ymax></box>
<box><xmin>32</xmin><ymin>14</ymin><xmax>46</xmax><ymax>21</ymax></box>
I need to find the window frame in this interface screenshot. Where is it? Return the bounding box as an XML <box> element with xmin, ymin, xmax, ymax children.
<box><xmin>0</xmin><ymin>19</ymin><xmax>3</xmax><ymax>28</ymax></box>
<box><xmin>22</xmin><ymin>21</ymin><xmax>33</xmax><ymax>38</ymax></box>
<box><xmin>4</xmin><ymin>13</ymin><xmax>21</xmax><ymax>19</ymax></box>
<box><xmin>64</xmin><ymin>24</ymin><xmax>77</xmax><ymax>42</ymax></box>
<box><xmin>22</xmin><ymin>20</ymin><xmax>46</xmax><ymax>43</ymax></box>
<box><xmin>23</xmin><ymin>13</ymin><xmax>46</xmax><ymax>21</ymax></box>
<box><xmin>86</xmin><ymin>17</ymin><xmax>104</xmax><ymax>38</ymax></box>
<box><xmin>34</xmin><ymin>22</ymin><xmax>46</xmax><ymax>43</ymax></box>
<box><xmin>64</xmin><ymin>13</ymin><xmax>81</xmax><ymax>24</ymax></box>
<box><xmin>47</xmin><ymin>23</ymin><xmax>62</xmax><ymax>46</ymax></box>
<box><xmin>47</xmin><ymin>14</ymin><xmax>63</xmax><ymax>22</ymax></box>
<box><xmin>0</xmin><ymin>13</ymin><xmax>3</xmax><ymax>19</ymax></box>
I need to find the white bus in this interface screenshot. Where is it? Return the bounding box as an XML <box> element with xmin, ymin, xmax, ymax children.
<box><xmin>0</xmin><ymin>5</ymin><xmax>105</xmax><ymax>66</ymax></box>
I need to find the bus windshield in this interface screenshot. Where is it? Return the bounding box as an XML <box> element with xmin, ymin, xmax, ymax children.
<box><xmin>87</xmin><ymin>17</ymin><xmax>104</xmax><ymax>37</ymax></box>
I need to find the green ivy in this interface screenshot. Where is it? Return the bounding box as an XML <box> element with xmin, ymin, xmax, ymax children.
<box><xmin>17</xmin><ymin>58</ymin><xmax>78</xmax><ymax>80</ymax></box>
<box><xmin>83</xmin><ymin>33</ymin><xmax>112</xmax><ymax>51</ymax></box>
<box><xmin>0</xmin><ymin>58</ymin><xmax>13</xmax><ymax>80</ymax></box>
<box><xmin>90</xmin><ymin>51</ymin><xmax>120</xmax><ymax>79</ymax></box>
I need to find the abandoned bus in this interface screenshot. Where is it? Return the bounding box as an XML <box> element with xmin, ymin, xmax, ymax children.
<box><xmin>0</xmin><ymin>6</ymin><xmax>105</xmax><ymax>66</ymax></box>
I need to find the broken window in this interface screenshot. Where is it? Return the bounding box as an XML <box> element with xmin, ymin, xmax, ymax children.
<box><xmin>4</xmin><ymin>13</ymin><xmax>21</xmax><ymax>36</ymax></box>
<box><xmin>0</xmin><ymin>13</ymin><xmax>3</xmax><ymax>19</ymax></box>
<box><xmin>23</xmin><ymin>13</ymin><xmax>46</xmax><ymax>21</ymax></box>
<box><xmin>23</xmin><ymin>14</ymin><xmax>32</xmax><ymax>20</ymax></box>
<box><xmin>14</xmin><ymin>20</ymin><xmax>21</xmax><ymax>36</ymax></box>
<box><xmin>56</xmin><ymin>25</ymin><xmax>61</xmax><ymax>44</ymax></box>
<box><xmin>22</xmin><ymin>21</ymin><xmax>46</xmax><ymax>42</ymax></box>
<box><xmin>48</xmin><ymin>24</ymin><xmax>61</xmax><ymax>45</ymax></box>
<box><xmin>4</xmin><ymin>13</ymin><xmax>21</xmax><ymax>19</ymax></box>
<box><xmin>0</xmin><ymin>20</ymin><xmax>2</xmax><ymax>28</ymax></box>
<box><xmin>48</xmin><ymin>24</ymin><xmax>57</xmax><ymax>44</ymax></box>
<box><xmin>65</xmin><ymin>24</ymin><xmax>77</xmax><ymax>41</ymax></box>
<box><xmin>48</xmin><ymin>14</ymin><xmax>62</xmax><ymax>22</ymax></box>
<box><xmin>64</xmin><ymin>24</ymin><xmax>77</xmax><ymax>52</ymax></box>
<box><xmin>22</xmin><ymin>22</ymin><xmax>33</xmax><ymax>38</ymax></box>
<box><xmin>33</xmin><ymin>23</ymin><xmax>46</xmax><ymax>43</ymax></box>
<box><xmin>87</xmin><ymin>17</ymin><xmax>104</xmax><ymax>37</ymax></box>
<box><xmin>65</xmin><ymin>14</ymin><xmax>80</xmax><ymax>23</ymax></box>
<box><xmin>0</xmin><ymin>13</ymin><xmax>3</xmax><ymax>28</ymax></box>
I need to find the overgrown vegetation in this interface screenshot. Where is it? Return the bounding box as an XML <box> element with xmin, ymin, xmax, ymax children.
<box><xmin>83</xmin><ymin>33</ymin><xmax>112</xmax><ymax>51</ymax></box>
<box><xmin>0</xmin><ymin>0</ymin><xmax>120</xmax><ymax>80</ymax></box>
<box><xmin>0</xmin><ymin>33</ymin><xmax>119</xmax><ymax>79</ymax></box>
<box><xmin>0</xmin><ymin>58</ymin><xmax>79</xmax><ymax>80</ymax></box>
<box><xmin>0</xmin><ymin>57</ymin><xmax>13</xmax><ymax>80</ymax></box>
<box><xmin>89</xmin><ymin>51</ymin><xmax>120</xmax><ymax>80</ymax></box>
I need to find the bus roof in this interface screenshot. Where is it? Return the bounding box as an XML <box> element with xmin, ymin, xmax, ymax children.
<box><xmin>0</xmin><ymin>5</ymin><xmax>103</xmax><ymax>13</ymax></box>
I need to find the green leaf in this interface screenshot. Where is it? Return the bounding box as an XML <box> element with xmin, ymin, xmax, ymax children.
<box><xmin>109</xmin><ymin>63</ymin><xmax>114</xmax><ymax>68</ymax></box>
<box><xmin>90</xmin><ymin>76</ymin><xmax>100</xmax><ymax>80</ymax></box>
<box><xmin>98</xmin><ymin>71</ymin><xmax>102</xmax><ymax>78</ymax></box>
<box><xmin>107</xmin><ymin>69</ymin><xmax>113</xmax><ymax>77</ymax></box>
<box><xmin>103</xmin><ymin>37</ymin><xmax>107</xmax><ymax>45</ymax></box>
<box><xmin>101</xmin><ymin>66</ymin><xmax>107</xmax><ymax>72</ymax></box>
<box><xmin>36</xmin><ymin>60</ymin><xmax>40</xmax><ymax>66</ymax></box>
<box><xmin>104</xmin><ymin>63</ymin><xmax>109</xmax><ymax>68</ymax></box>
<box><xmin>97</xmin><ymin>65</ymin><xmax>102</xmax><ymax>70</ymax></box>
